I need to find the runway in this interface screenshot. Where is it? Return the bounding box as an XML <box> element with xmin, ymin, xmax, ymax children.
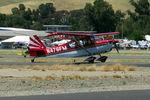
<box><xmin>1</xmin><ymin>55</ymin><xmax>150</xmax><ymax>59</ymax></box>
<box><xmin>0</xmin><ymin>55</ymin><xmax>150</xmax><ymax>67</ymax></box>
<box><xmin>1</xmin><ymin>90</ymin><xmax>150</xmax><ymax>100</ymax></box>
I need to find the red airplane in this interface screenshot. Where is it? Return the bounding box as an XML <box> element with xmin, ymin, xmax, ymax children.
<box><xmin>29</xmin><ymin>32</ymin><xmax>119</xmax><ymax>63</ymax></box>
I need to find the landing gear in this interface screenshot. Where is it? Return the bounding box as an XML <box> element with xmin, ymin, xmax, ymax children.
<box><xmin>97</xmin><ymin>56</ymin><xmax>108</xmax><ymax>63</ymax></box>
<box><xmin>31</xmin><ymin>58</ymin><xmax>35</xmax><ymax>63</ymax></box>
<box><xmin>85</xmin><ymin>55</ymin><xmax>108</xmax><ymax>63</ymax></box>
<box><xmin>85</xmin><ymin>56</ymin><xmax>96</xmax><ymax>63</ymax></box>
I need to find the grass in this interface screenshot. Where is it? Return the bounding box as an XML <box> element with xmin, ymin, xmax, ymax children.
<box><xmin>1</xmin><ymin>49</ymin><xmax>150</xmax><ymax>63</ymax></box>
<box><xmin>0</xmin><ymin>63</ymin><xmax>136</xmax><ymax>72</ymax></box>
<box><xmin>0</xmin><ymin>50</ymin><xmax>18</xmax><ymax>55</ymax></box>
<box><xmin>31</xmin><ymin>74</ymin><xmax>131</xmax><ymax>81</ymax></box>
<box><xmin>1</xmin><ymin>57</ymin><xmax>150</xmax><ymax>64</ymax></box>
<box><xmin>0</xmin><ymin>0</ymin><xmax>93</xmax><ymax>14</ymax></box>
<box><xmin>0</xmin><ymin>64</ymin><xmax>135</xmax><ymax>81</ymax></box>
<box><xmin>0</xmin><ymin>57</ymin><xmax>84</xmax><ymax>63</ymax></box>
<box><xmin>0</xmin><ymin>0</ymin><xmax>26</xmax><ymax>7</ymax></box>
<box><xmin>107</xmin><ymin>50</ymin><xmax>150</xmax><ymax>56</ymax></box>
<box><xmin>0</xmin><ymin>0</ymin><xmax>134</xmax><ymax>14</ymax></box>
<box><xmin>17</xmin><ymin>63</ymin><xmax>136</xmax><ymax>72</ymax></box>
<box><xmin>1</xmin><ymin>49</ymin><xmax>150</xmax><ymax>55</ymax></box>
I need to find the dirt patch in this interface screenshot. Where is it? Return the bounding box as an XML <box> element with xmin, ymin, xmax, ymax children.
<box><xmin>0</xmin><ymin>64</ymin><xmax>149</xmax><ymax>97</ymax></box>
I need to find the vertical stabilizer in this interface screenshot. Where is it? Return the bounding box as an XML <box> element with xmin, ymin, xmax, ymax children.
<box><xmin>29</xmin><ymin>35</ymin><xmax>46</xmax><ymax>49</ymax></box>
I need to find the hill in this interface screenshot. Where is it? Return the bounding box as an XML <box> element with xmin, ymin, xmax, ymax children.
<box><xmin>0</xmin><ymin>0</ymin><xmax>134</xmax><ymax>14</ymax></box>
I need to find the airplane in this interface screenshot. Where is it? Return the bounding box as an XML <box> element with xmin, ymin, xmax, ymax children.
<box><xmin>28</xmin><ymin>32</ymin><xmax>120</xmax><ymax>63</ymax></box>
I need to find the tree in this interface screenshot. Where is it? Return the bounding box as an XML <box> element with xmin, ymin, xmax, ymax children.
<box><xmin>130</xmin><ymin>0</ymin><xmax>150</xmax><ymax>16</ymax></box>
<box><xmin>0</xmin><ymin>13</ymin><xmax>6</xmax><ymax>26</ymax></box>
<box><xmin>38</xmin><ymin>3</ymin><xmax>56</xmax><ymax>18</ymax></box>
<box><xmin>116</xmin><ymin>0</ymin><xmax>150</xmax><ymax>39</ymax></box>
<box><xmin>31</xmin><ymin>22</ymin><xmax>44</xmax><ymax>30</ymax></box>
<box><xmin>11</xmin><ymin>7</ymin><xmax>19</xmax><ymax>15</ymax></box>
<box><xmin>67</xmin><ymin>9</ymin><xmax>91</xmax><ymax>31</ymax></box>
<box><xmin>19</xmin><ymin>4</ymin><xmax>26</xmax><ymax>11</ymax></box>
<box><xmin>84</xmin><ymin>0</ymin><xmax>116</xmax><ymax>32</ymax></box>
<box><xmin>128</xmin><ymin>30</ymin><xmax>146</xmax><ymax>41</ymax></box>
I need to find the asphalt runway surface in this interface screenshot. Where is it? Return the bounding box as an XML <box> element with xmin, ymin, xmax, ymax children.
<box><xmin>1</xmin><ymin>90</ymin><xmax>150</xmax><ymax>100</ymax></box>
<box><xmin>0</xmin><ymin>55</ymin><xmax>150</xmax><ymax>67</ymax></box>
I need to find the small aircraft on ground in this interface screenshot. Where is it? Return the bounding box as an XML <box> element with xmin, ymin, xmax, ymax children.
<box><xmin>28</xmin><ymin>32</ymin><xmax>119</xmax><ymax>63</ymax></box>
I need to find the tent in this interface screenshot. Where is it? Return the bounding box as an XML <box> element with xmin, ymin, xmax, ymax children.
<box><xmin>1</xmin><ymin>36</ymin><xmax>29</xmax><ymax>49</ymax></box>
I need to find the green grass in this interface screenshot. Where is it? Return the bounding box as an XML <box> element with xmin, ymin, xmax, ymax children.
<box><xmin>107</xmin><ymin>50</ymin><xmax>150</xmax><ymax>56</ymax></box>
<box><xmin>0</xmin><ymin>0</ymin><xmax>134</xmax><ymax>14</ymax></box>
<box><xmin>0</xmin><ymin>57</ymin><xmax>84</xmax><ymax>63</ymax></box>
<box><xmin>0</xmin><ymin>57</ymin><xmax>150</xmax><ymax>63</ymax></box>
<box><xmin>1</xmin><ymin>49</ymin><xmax>150</xmax><ymax>63</ymax></box>
<box><xmin>0</xmin><ymin>50</ymin><xmax>17</xmax><ymax>55</ymax></box>
<box><xmin>0</xmin><ymin>49</ymin><xmax>150</xmax><ymax>55</ymax></box>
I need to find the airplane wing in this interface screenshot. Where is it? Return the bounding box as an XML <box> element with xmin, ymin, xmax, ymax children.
<box><xmin>46</xmin><ymin>32</ymin><xmax>120</xmax><ymax>44</ymax></box>
<box><xmin>92</xmin><ymin>32</ymin><xmax>120</xmax><ymax>36</ymax></box>
<box><xmin>46</xmin><ymin>32</ymin><xmax>120</xmax><ymax>37</ymax></box>
<box><xmin>45</xmin><ymin>32</ymin><xmax>119</xmax><ymax>56</ymax></box>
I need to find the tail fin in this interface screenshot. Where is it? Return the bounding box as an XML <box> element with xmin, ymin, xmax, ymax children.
<box><xmin>29</xmin><ymin>35</ymin><xmax>46</xmax><ymax>49</ymax></box>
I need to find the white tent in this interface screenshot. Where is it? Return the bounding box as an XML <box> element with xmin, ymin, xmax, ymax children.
<box><xmin>145</xmin><ymin>35</ymin><xmax>150</xmax><ymax>41</ymax></box>
<box><xmin>1</xmin><ymin>36</ymin><xmax>29</xmax><ymax>43</ymax></box>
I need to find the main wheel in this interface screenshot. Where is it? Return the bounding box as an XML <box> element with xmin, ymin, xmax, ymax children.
<box><xmin>88</xmin><ymin>60</ymin><xmax>94</xmax><ymax>63</ymax></box>
<box><xmin>85</xmin><ymin>56</ymin><xmax>96</xmax><ymax>63</ymax></box>
<box><xmin>31</xmin><ymin>59</ymin><xmax>34</xmax><ymax>63</ymax></box>
<box><xmin>100</xmin><ymin>56</ymin><xmax>108</xmax><ymax>63</ymax></box>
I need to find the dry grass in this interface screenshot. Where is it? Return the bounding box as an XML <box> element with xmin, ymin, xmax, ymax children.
<box><xmin>97</xmin><ymin>64</ymin><xmax>136</xmax><ymax>72</ymax></box>
<box><xmin>19</xmin><ymin>63</ymin><xmax>136</xmax><ymax>72</ymax></box>
<box><xmin>21</xmin><ymin>80</ymin><xmax>26</xmax><ymax>84</ymax></box>
<box><xmin>113</xmin><ymin>75</ymin><xmax>122</xmax><ymax>78</ymax></box>
<box><xmin>31</xmin><ymin>75</ymin><xmax>90</xmax><ymax>81</ymax></box>
<box><xmin>32</xmin><ymin>76</ymin><xmax>43</xmax><ymax>81</ymax></box>
<box><xmin>0</xmin><ymin>0</ymin><xmax>133</xmax><ymax>14</ymax></box>
<box><xmin>0</xmin><ymin>0</ymin><xmax>93</xmax><ymax>14</ymax></box>
<box><xmin>0</xmin><ymin>63</ymin><xmax>136</xmax><ymax>74</ymax></box>
<box><xmin>31</xmin><ymin>74</ymin><xmax>131</xmax><ymax>81</ymax></box>
<box><xmin>45</xmin><ymin>76</ymin><xmax>57</xmax><ymax>80</ymax></box>
<box><xmin>61</xmin><ymin>75</ymin><xmax>89</xmax><ymax>80</ymax></box>
<box><xmin>100</xmin><ymin>76</ymin><xmax>109</xmax><ymax>78</ymax></box>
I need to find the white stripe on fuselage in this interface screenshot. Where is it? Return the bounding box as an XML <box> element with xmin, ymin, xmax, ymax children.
<box><xmin>46</xmin><ymin>43</ymin><xmax>113</xmax><ymax>58</ymax></box>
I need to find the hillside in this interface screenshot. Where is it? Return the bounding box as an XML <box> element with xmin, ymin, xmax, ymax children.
<box><xmin>0</xmin><ymin>0</ymin><xmax>133</xmax><ymax>14</ymax></box>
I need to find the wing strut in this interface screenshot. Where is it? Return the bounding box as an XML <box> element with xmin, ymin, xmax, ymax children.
<box><xmin>72</xmin><ymin>37</ymin><xmax>96</xmax><ymax>63</ymax></box>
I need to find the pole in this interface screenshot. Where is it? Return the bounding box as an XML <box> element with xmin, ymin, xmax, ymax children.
<box><xmin>122</xmin><ymin>21</ymin><xmax>123</xmax><ymax>39</ymax></box>
<box><xmin>121</xmin><ymin>17</ymin><xmax>124</xmax><ymax>39</ymax></box>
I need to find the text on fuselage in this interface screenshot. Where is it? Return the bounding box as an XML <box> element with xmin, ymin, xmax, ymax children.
<box><xmin>46</xmin><ymin>46</ymin><xmax>67</xmax><ymax>54</ymax></box>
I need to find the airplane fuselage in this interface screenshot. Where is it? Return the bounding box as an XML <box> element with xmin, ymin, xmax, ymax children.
<box><xmin>46</xmin><ymin>42</ymin><xmax>113</xmax><ymax>58</ymax></box>
<box><xmin>29</xmin><ymin>39</ymin><xmax>115</xmax><ymax>58</ymax></box>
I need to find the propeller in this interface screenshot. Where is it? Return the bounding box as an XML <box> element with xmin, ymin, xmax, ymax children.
<box><xmin>114</xmin><ymin>43</ymin><xmax>119</xmax><ymax>53</ymax></box>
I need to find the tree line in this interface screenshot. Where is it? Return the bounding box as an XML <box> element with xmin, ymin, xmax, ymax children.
<box><xmin>0</xmin><ymin>0</ymin><xmax>150</xmax><ymax>40</ymax></box>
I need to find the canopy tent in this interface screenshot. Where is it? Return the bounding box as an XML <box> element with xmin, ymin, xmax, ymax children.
<box><xmin>145</xmin><ymin>35</ymin><xmax>150</xmax><ymax>41</ymax></box>
<box><xmin>1</xmin><ymin>36</ymin><xmax>29</xmax><ymax>43</ymax></box>
<box><xmin>1</xmin><ymin>36</ymin><xmax>30</xmax><ymax>49</ymax></box>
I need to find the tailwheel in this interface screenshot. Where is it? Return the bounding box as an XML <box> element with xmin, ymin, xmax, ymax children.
<box><xmin>97</xmin><ymin>56</ymin><xmax>108</xmax><ymax>63</ymax></box>
<box><xmin>31</xmin><ymin>58</ymin><xmax>35</xmax><ymax>63</ymax></box>
<box><xmin>85</xmin><ymin>56</ymin><xmax>96</xmax><ymax>63</ymax></box>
